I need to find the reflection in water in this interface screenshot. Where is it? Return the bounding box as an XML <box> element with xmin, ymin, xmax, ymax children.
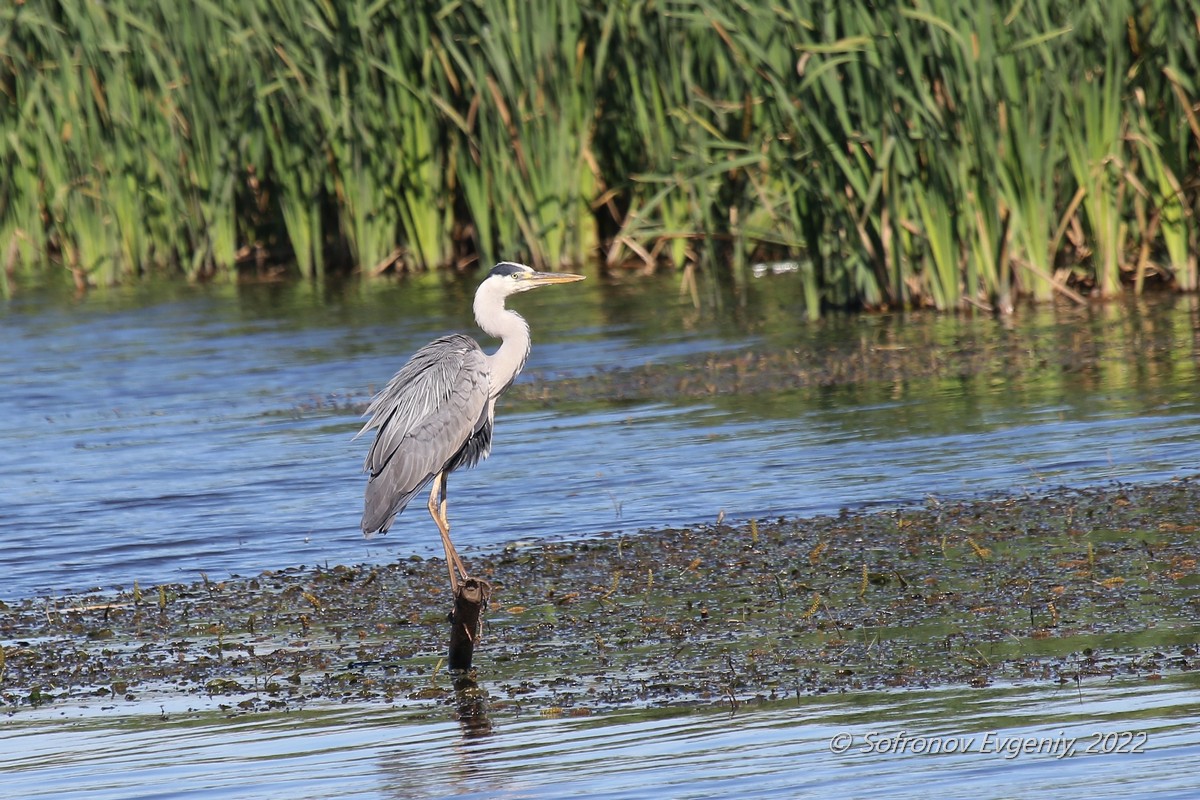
<box><xmin>376</xmin><ymin>674</ymin><xmax>495</xmax><ymax>799</ymax></box>
<box><xmin>4</xmin><ymin>675</ymin><xmax>1197</xmax><ymax>799</ymax></box>
<box><xmin>454</xmin><ymin>673</ymin><xmax>494</xmax><ymax>739</ymax></box>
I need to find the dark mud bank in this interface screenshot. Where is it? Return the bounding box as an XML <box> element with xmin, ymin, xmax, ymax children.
<box><xmin>2</xmin><ymin>480</ymin><xmax>1197</xmax><ymax>717</ymax></box>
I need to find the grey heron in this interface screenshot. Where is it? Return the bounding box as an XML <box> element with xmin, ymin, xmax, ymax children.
<box><xmin>357</xmin><ymin>262</ymin><xmax>585</xmax><ymax>595</ymax></box>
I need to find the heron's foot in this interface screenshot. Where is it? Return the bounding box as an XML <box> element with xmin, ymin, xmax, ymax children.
<box><xmin>453</xmin><ymin>574</ymin><xmax>492</xmax><ymax>607</ymax></box>
<box><xmin>446</xmin><ymin>575</ymin><xmax>492</xmax><ymax>620</ymax></box>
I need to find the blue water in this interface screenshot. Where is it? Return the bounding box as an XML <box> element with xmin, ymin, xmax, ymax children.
<box><xmin>2</xmin><ymin>674</ymin><xmax>1197</xmax><ymax>799</ymax></box>
<box><xmin>2</xmin><ymin>277</ymin><xmax>1199</xmax><ymax>600</ymax></box>
<box><xmin>3</xmin><ymin>276</ymin><xmax>1200</xmax><ymax>799</ymax></box>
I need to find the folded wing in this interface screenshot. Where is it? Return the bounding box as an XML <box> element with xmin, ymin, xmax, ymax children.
<box><xmin>358</xmin><ymin>334</ymin><xmax>490</xmax><ymax>534</ymax></box>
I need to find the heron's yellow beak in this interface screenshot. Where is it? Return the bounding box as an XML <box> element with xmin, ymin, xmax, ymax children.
<box><xmin>523</xmin><ymin>270</ymin><xmax>586</xmax><ymax>285</ymax></box>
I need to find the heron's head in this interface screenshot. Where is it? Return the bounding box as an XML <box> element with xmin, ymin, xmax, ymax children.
<box><xmin>483</xmin><ymin>262</ymin><xmax>585</xmax><ymax>296</ymax></box>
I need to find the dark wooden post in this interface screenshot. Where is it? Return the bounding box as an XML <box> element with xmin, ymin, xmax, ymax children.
<box><xmin>447</xmin><ymin>577</ymin><xmax>491</xmax><ymax>670</ymax></box>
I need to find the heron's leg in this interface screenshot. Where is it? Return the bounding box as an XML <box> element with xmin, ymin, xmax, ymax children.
<box><xmin>428</xmin><ymin>475</ymin><xmax>458</xmax><ymax>594</ymax></box>
<box><xmin>427</xmin><ymin>472</ymin><xmax>469</xmax><ymax>593</ymax></box>
<box><xmin>437</xmin><ymin>472</ymin><xmax>470</xmax><ymax>582</ymax></box>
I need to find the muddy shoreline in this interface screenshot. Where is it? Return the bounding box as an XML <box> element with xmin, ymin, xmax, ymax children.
<box><xmin>2</xmin><ymin>479</ymin><xmax>1197</xmax><ymax>717</ymax></box>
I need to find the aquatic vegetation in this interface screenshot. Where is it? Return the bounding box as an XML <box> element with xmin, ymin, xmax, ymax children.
<box><xmin>0</xmin><ymin>482</ymin><xmax>1196</xmax><ymax>715</ymax></box>
<box><xmin>1</xmin><ymin>0</ymin><xmax>1197</xmax><ymax>313</ymax></box>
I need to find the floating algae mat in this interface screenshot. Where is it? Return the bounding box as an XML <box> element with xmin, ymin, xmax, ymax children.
<box><xmin>2</xmin><ymin>481</ymin><xmax>1197</xmax><ymax>717</ymax></box>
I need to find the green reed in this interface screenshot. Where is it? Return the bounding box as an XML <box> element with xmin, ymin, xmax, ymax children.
<box><xmin>1</xmin><ymin>0</ymin><xmax>1197</xmax><ymax>318</ymax></box>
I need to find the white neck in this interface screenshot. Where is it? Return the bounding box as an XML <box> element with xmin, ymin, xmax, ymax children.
<box><xmin>474</xmin><ymin>284</ymin><xmax>531</xmax><ymax>397</ymax></box>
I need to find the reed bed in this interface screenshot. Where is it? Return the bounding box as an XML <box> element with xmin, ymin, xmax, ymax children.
<box><xmin>1</xmin><ymin>0</ymin><xmax>1197</xmax><ymax>315</ymax></box>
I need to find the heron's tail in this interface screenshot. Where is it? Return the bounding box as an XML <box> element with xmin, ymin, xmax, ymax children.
<box><xmin>361</xmin><ymin>474</ymin><xmax>427</xmax><ymax>537</ymax></box>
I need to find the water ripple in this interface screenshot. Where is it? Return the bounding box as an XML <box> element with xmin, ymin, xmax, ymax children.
<box><xmin>2</xmin><ymin>676</ymin><xmax>1197</xmax><ymax>799</ymax></box>
<box><xmin>3</xmin><ymin>288</ymin><xmax>1200</xmax><ymax>600</ymax></box>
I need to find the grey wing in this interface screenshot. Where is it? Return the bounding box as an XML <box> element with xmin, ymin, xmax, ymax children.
<box><xmin>357</xmin><ymin>334</ymin><xmax>490</xmax><ymax>535</ymax></box>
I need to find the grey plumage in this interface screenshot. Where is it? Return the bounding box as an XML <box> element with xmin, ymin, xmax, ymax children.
<box><xmin>358</xmin><ymin>333</ymin><xmax>491</xmax><ymax>534</ymax></box>
<box><xmin>355</xmin><ymin>263</ymin><xmax>584</xmax><ymax>593</ymax></box>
